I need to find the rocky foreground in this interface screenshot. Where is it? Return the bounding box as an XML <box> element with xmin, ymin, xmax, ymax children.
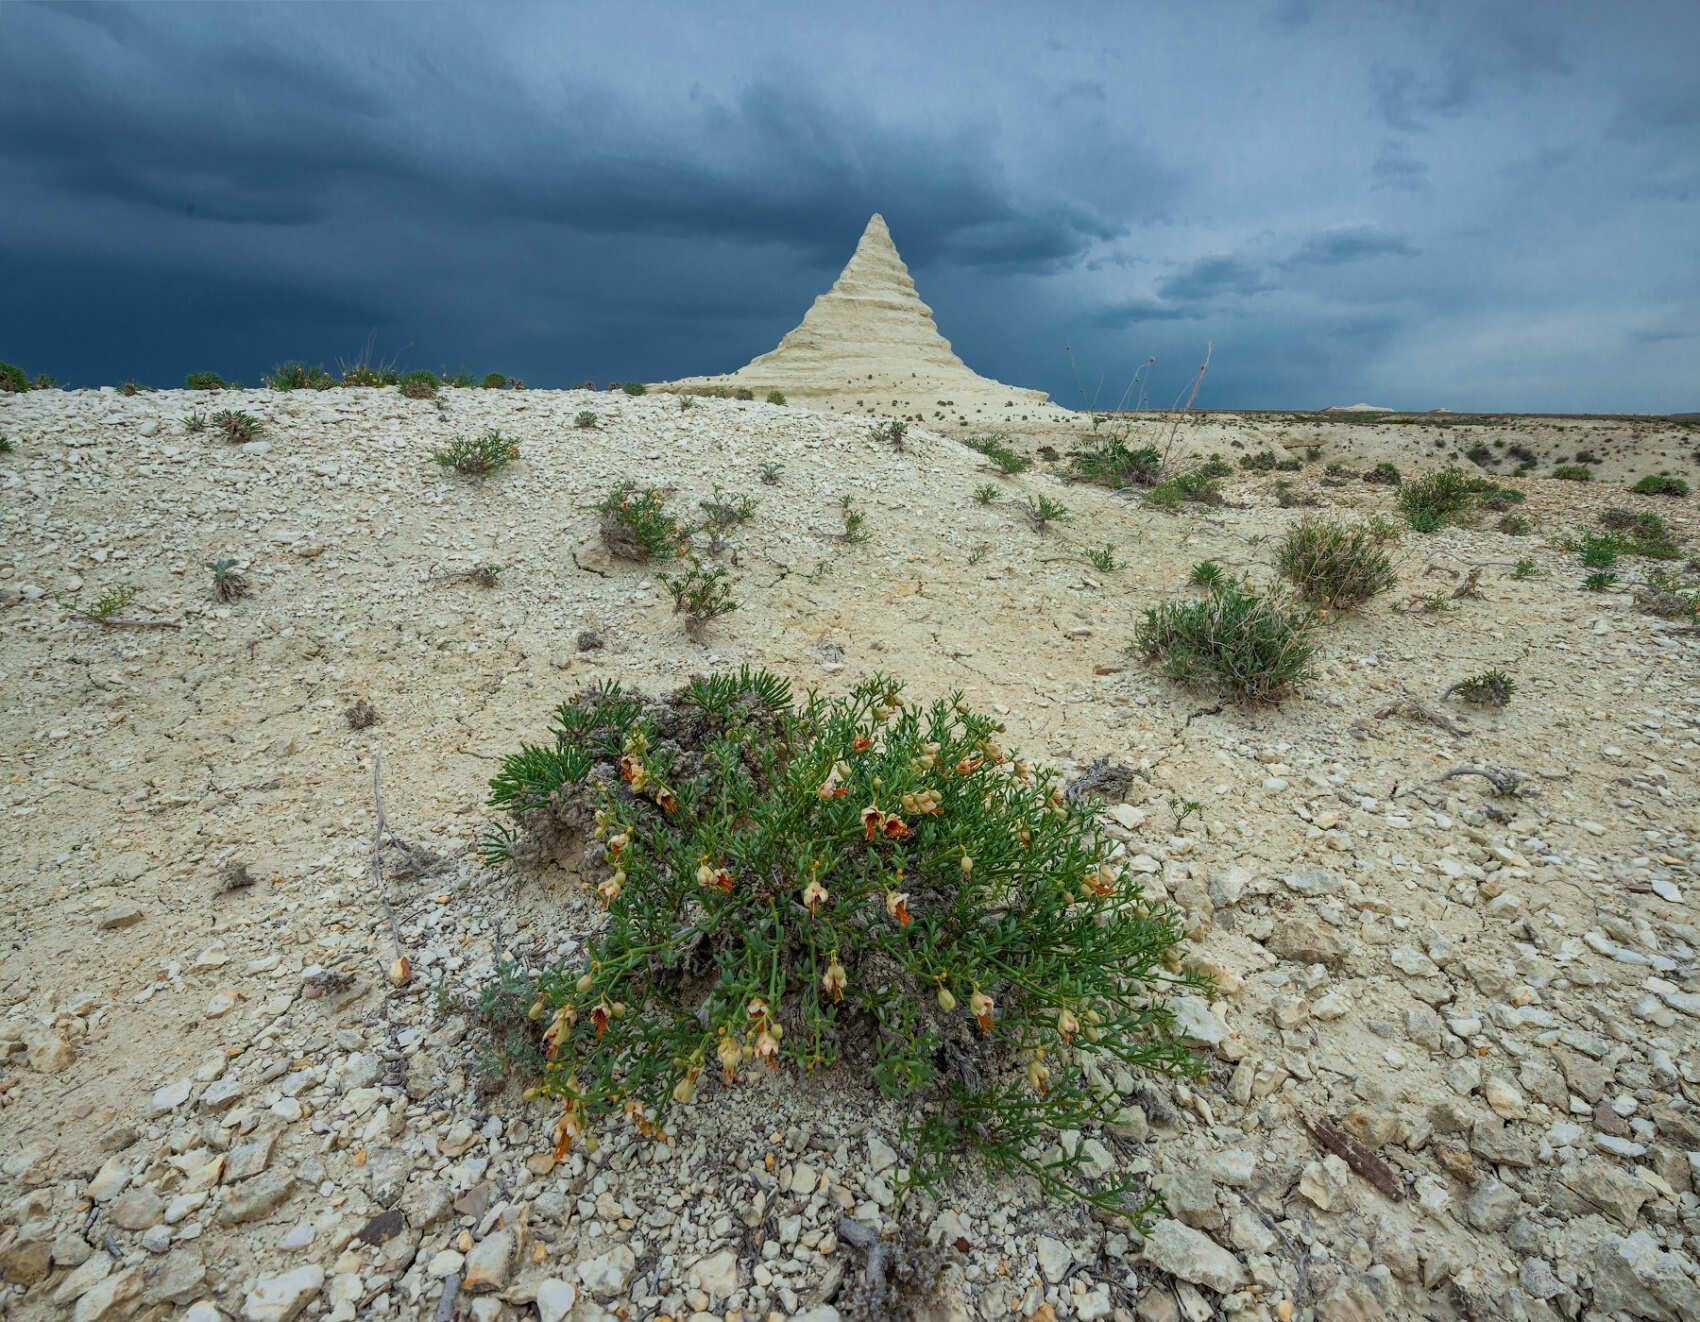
<box><xmin>0</xmin><ymin>386</ymin><xmax>1697</xmax><ymax>1322</ymax></box>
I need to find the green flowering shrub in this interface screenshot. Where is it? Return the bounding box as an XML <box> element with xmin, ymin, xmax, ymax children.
<box><xmin>432</xmin><ymin>430</ymin><xmax>520</xmax><ymax>477</ymax></box>
<box><xmin>1275</xmin><ymin>515</ymin><xmax>1398</xmax><ymax>610</ymax></box>
<box><xmin>1632</xmin><ymin>473</ymin><xmax>1688</xmax><ymax>497</ymax></box>
<box><xmin>211</xmin><ymin>410</ymin><xmax>261</xmax><ymax>443</ymax></box>
<box><xmin>266</xmin><ymin>361</ymin><xmax>335</xmax><ymax>390</ymax></box>
<box><xmin>597</xmin><ymin>482</ymin><xmax>688</xmax><ymax>561</ymax></box>
<box><xmin>1396</xmin><ymin>467</ymin><xmax>1479</xmax><ymax>531</ymax></box>
<box><xmin>1136</xmin><ymin>580</ymin><xmax>1315</xmax><ymax>702</ymax></box>
<box><xmin>1070</xmin><ymin>437</ymin><xmax>1161</xmax><ymax>489</ymax></box>
<box><xmin>477</xmin><ymin>670</ymin><xmax>1202</xmax><ymax>1217</ymax></box>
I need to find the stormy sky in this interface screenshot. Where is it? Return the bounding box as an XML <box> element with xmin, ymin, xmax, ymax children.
<box><xmin>1</xmin><ymin>0</ymin><xmax>1696</xmax><ymax>411</ymax></box>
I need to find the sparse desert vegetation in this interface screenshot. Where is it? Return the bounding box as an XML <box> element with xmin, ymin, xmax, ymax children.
<box><xmin>0</xmin><ymin>382</ymin><xmax>1696</xmax><ymax>1322</ymax></box>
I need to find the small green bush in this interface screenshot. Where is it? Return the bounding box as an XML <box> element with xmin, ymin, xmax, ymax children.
<box><xmin>1473</xmin><ymin>480</ymin><xmax>1522</xmax><ymax>505</ymax></box>
<box><xmin>697</xmin><ymin>486</ymin><xmax>758</xmax><ymax>531</ymax></box>
<box><xmin>478</xmin><ymin>669</ymin><xmax>1200</xmax><ymax>1216</ymax></box>
<box><xmin>1552</xmin><ymin>465</ymin><xmax>1592</xmax><ymax>482</ymax></box>
<box><xmin>1239</xmin><ymin>450</ymin><xmax>1279</xmax><ymax>472</ymax></box>
<box><xmin>734</xmin><ymin>387</ymin><xmax>755</xmax><ymax>401</ymax></box>
<box><xmin>1636</xmin><ymin>574</ymin><xmax>1700</xmax><ymax>620</ymax></box>
<box><xmin>1085</xmin><ymin>544</ymin><xmax>1119</xmax><ymax>572</ymax></box>
<box><xmin>623</xmin><ymin>381</ymin><xmax>648</xmax><ymax>397</ymax></box>
<box><xmin>1144</xmin><ymin>468</ymin><xmax>1222</xmax><ymax>510</ymax></box>
<box><xmin>1397</xmin><ymin>468</ymin><xmax>1479</xmax><ymax>532</ymax></box>
<box><xmin>870</xmin><ymin>419</ymin><xmax>908</xmax><ymax>451</ymax></box>
<box><xmin>1593</xmin><ymin>511</ymin><xmax>1682</xmax><ymax>559</ymax></box>
<box><xmin>1575</xmin><ymin>532</ymin><xmax>1621</xmax><ymax>569</ymax></box>
<box><xmin>0</xmin><ymin>362</ymin><xmax>31</xmax><ymax>392</ymax></box>
<box><xmin>1498</xmin><ymin>514</ymin><xmax>1531</xmax><ymax>535</ymax></box>
<box><xmin>1363</xmin><ymin>462</ymin><xmax>1401</xmax><ymax>486</ymax></box>
<box><xmin>1632</xmin><ymin>473</ymin><xmax>1689</xmax><ymax>497</ymax></box>
<box><xmin>840</xmin><ymin>497</ymin><xmax>870</xmax><ymax>545</ymax></box>
<box><xmin>57</xmin><ymin>584</ymin><xmax>137</xmax><ymax>622</ymax></box>
<box><xmin>118</xmin><ymin>380</ymin><xmax>142</xmax><ymax>396</ymax></box>
<box><xmin>765</xmin><ymin>389</ymin><xmax>786</xmax><ymax>405</ymax></box>
<box><xmin>267</xmin><ymin>361</ymin><xmax>334</xmax><ymax>390</ymax></box>
<box><xmin>185</xmin><ymin>372</ymin><xmax>226</xmax><ymax>391</ymax></box>
<box><xmin>973</xmin><ymin>483</ymin><xmax>999</xmax><ymax>506</ymax></box>
<box><xmin>1017</xmin><ymin>495</ymin><xmax>1071</xmax><ymax>533</ymax></box>
<box><xmin>1195</xmin><ymin>455</ymin><xmax>1234</xmax><ymax>479</ymax></box>
<box><xmin>340</xmin><ymin>363</ymin><xmax>397</xmax><ymax>387</ymax></box>
<box><xmin>211</xmin><ymin>410</ymin><xmax>261</xmax><ymax>443</ymax></box>
<box><xmin>657</xmin><ymin>559</ymin><xmax>737</xmax><ymax>635</ymax></box>
<box><xmin>966</xmin><ymin>432</ymin><xmax>1029</xmax><ymax>476</ymax></box>
<box><xmin>1511</xmin><ymin>558</ymin><xmax>1542</xmax><ymax>579</ymax></box>
<box><xmin>1071</xmin><ymin>438</ymin><xmax>1161</xmax><ymax>489</ymax></box>
<box><xmin>575</xmin><ymin>411</ymin><xmax>597</xmax><ymax>429</ymax></box>
<box><xmin>1135</xmin><ymin>580</ymin><xmax>1315</xmax><ymax>703</ymax></box>
<box><xmin>1583</xmin><ymin>570</ymin><xmax>1617</xmax><ymax>591</ymax></box>
<box><xmin>1274</xmin><ymin>516</ymin><xmax>1397</xmax><ymax>610</ymax></box>
<box><xmin>1190</xmin><ymin>560</ymin><xmax>1223</xmax><ymax>588</ymax></box>
<box><xmin>432</xmin><ymin>430</ymin><xmax>520</xmax><ymax>477</ymax></box>
<box><xmin>399</xmin><ymin>370</ymin><xmax>440</xmax><ymax>399</ymax></box>
<box><xmin>1449</xmin><ymin>669</ymin><xmax>1516</xmax><ymax>706</ymax></box>
<box><xmin>206</xmin><ymin>558</ymin><xmax>249</xmax><ymax>602</ymax></box>
<box><xmin>0</xmin><ymin>435</ymin><xmax>13</xmax><ymax>454</ymax></box>
<box><xmin>482</xmin><ymin>372</ymin><xmax>509</xmax><ymax>389</ymax></box>
<box><xmin>598</xmin><ymin>483</ymin><xmax>687</xmax><ymax>561</ymax></box>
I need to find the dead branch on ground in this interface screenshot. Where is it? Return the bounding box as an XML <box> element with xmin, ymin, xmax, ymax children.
<box><xmin>1373</xmin><ymin>700</ymin><xmax>1469</xmax><ymax>737</ymax></box>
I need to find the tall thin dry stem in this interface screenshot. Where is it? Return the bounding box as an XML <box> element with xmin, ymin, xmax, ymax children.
<box><xmin>1157</xmin><ymin>342</ymin><xmax>1213</xmax><ymax>472</ymax></box>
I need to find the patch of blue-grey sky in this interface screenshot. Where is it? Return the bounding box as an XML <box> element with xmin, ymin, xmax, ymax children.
<box><xmin>0</xmin><ymin>0</ymin><xmax>1694</xmax><ymax>410</ymax></box>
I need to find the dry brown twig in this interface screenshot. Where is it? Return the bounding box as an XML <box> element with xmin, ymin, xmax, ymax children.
<box><xmin>92</xmin><ymin>616</ymin><xmax>183</xmax><ymax>630</ymax></box>
<box><xmin>834</xmin><ymin>1217</ymin><xmax>893</xmax><ymax>1303</ymax></box>
<box><xmin>1373</xmin><ymin>699</ymin><xmax>1469</xmax><ymax>738</ymax></box>
<box><xmin>1300</xmin><ymin>1112</ymin><xmax>1405</xmax><ymax>1201</ymax></box>
<box><xmin>1451</xmin><ymin>567</ymin><xmax>1484</xmax><ymax>600</ymax></box>
<box><xmin>1435</xmin><ymin>766</ymin><xmax>1527</xmax><ymax>796</ymax></box>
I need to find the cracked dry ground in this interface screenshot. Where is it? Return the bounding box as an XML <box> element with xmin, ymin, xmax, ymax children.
<box><xmin>1</xmin><ymin>387</ymin><xmax>1697</xmax><ymax>1322</ymax></box>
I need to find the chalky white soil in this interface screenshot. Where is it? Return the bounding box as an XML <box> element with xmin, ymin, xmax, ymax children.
<box><xmin>1</xmin><ymin>386</ymin><xmax>1698</xmax><ymax>1322</ymax></box>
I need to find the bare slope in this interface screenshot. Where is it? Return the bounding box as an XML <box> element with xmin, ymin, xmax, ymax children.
<box><xmin>0</xmin><ymin>386</ymin><xmax>1697</xmax><ymax>1322</ymax></box>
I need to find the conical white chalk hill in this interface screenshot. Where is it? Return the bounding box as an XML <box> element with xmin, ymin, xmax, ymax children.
<box><xmin>668</xmin><ymin>213</ymin><xmax>1050</xmax><ymax>406</ymax></box>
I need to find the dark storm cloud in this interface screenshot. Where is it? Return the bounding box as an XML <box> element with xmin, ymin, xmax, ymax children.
<box><xmin>1370</xmin><ymin>60</ymin><xmax>1476</xmax><ymax>133</ymax></box>
<box><xmin>0</xmin><ymin>0</ymin><xmax>1696</xmax><ymax>411</ymax></box>
<box><xmin>1282</xmin><ymin>229</ymin><xmax>1418</xmax><ymax>269</ymax></box>
<box><xmin>1371</xmin><ymin>140</ymin><xmax>1430</xmax><ymax>193</ymax></box>
<box><xmin>1156</xmin><ymin>258</ymin><xmax>1271</xmax><ymax>305</ymax></box>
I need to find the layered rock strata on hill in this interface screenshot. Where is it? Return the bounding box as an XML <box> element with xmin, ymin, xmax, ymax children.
<box><xmin>670</xmin><ymin>213</ymin><xmax>1050</xmax><ymax>407</ymax></box>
